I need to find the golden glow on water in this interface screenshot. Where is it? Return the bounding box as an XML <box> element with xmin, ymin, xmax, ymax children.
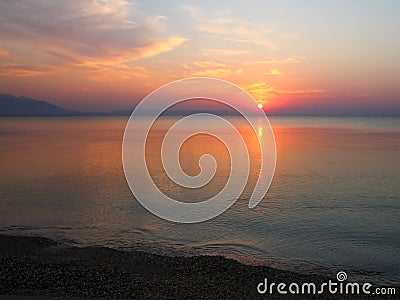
<box><xmin>143</xmin><ymin>116</ymin><xmax>272</xmax><ymax>202</ymax></box>
<box><xmin>258</xmin><ymin>126</ymin><xmax>263</xmax><ymax>138</ymax></box>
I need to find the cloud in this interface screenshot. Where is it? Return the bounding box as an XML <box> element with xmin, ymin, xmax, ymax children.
<box><xmin>119</xmin><ymin>36</ymin><xmax>187</xmax><ymax>62</ymax></box>
<box><xmin>0</xmin><ymin>64</ymin><xmax>56</xmax><ymax>77</ymax></box>
<box><xmin>242</xmin><ymin>82</ymin><xmax>274</xmax><ymax>101</ymax></box>
<box><xmin>181</xmin><ymin>4</ymin><xmax>201</xmax><ymax>19</ymax></box>
<box><xmin>184</xmin><ymin>60</ymin><xmax>227</xmax><ymax>69</ymax></box>
<box><xmin>184</xmin><ymin>60</ymin><xmax>242</xmax><ymax>78</ymax></box>
<box><xmin>182</xmin><ymin>4</ymin><xmax>278</xmax><ymax>50</ymax></box>
<box><xmin>0</xmin><ymin>0</ymin><xmax>187</xmax><ymax>76</ymax></box>
<box><xmin>244</xmin><ymin>82</ymin><xmax>269</xmax><ymax>90</ymax></box>
<box><xmin>246</xmin><ymin>56</ymin><xmax>305</xmax><ymax>65</ymax></box>
<box><xmin>87</xmin><ymin>64</ymin><xmax>148</xmax><ymax>82</ymax></box>
<box><xmin>199</xmin><ymin>24</ymin><xmax>277</xmax><ymax>49</ymax></box>
<box><xmin>274</xmin><ymin>88</ymin><xmax>327</xmax><ymax>95</ymax></box>
<box><xmin>242</xmin><ymin>82</ymin><xmax>327</xmax><ymax>101</ymax></box>
<box><xmin>197</xmin><ymin>24</ymin><xmax>231</xmax><ymax>35</ymax></box>
<box><xmin>183</xmin><ymin>60</ymin><xmax>243</xmax><ymax>78</ymax></box>
<box><xmin>202</xmin><ymin>48</ymin><xmax>248</xmax><ymax>57</ymax></box>
<box><xmin>190</xmin><ymin>68</ymin><xmax>243</xmax><ymax>77</ymax></box>
<box><xmin>264</xmin><ymin>69</ymin><xmax>283</xmax><ymax>76</ymax></box>
<box><xmin>191</xmin><ymin>68</ymin><xmax>232</xmax><ymax>77</ymax></box>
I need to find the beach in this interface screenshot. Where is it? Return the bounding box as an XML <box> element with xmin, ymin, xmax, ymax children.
<box><xmin>1</xmin><ymin>234</ymin><xmax>397</xmax><ymax>299</ymax></box>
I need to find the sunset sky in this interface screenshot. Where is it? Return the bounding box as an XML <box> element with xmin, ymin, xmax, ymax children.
<box><xmin>0</xmin><ymin>0</ymin><xmax>399</xmax><ymax>114</ymax></box>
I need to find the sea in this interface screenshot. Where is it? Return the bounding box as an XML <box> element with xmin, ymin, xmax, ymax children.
<box><xmin>0</xmin><ymin>116</ymin><xmax>399</xmax><ymax>285</ymax></box>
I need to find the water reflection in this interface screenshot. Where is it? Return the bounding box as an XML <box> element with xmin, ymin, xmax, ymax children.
<box><xmin>0</xmin><ymin>116</ymin><xmax>399</xmax><ymax>284</ymax></box>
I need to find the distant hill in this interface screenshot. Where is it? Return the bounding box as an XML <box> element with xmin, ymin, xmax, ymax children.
<box><xmin>0</xmin><ymin>93</ymin><xmax>76</xmax><ymax>116</ymax></box>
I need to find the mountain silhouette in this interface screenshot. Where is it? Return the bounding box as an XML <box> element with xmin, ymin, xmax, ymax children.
<box><xmin>0</xmin><ymin>93</ymin><xmax>76</xmax><ymax>116</ymax></box>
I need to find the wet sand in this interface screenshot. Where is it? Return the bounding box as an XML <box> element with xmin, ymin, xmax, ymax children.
<box><xmin>0</xmin><ymin>234</ymin><xmax>396</xmax><ymax>299</ymax></box>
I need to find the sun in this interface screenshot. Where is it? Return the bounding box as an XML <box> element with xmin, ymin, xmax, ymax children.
<box><xmin>258</xmin><ymin>103</ymin><xmax>264</xmax><ymax>109</ymax></box>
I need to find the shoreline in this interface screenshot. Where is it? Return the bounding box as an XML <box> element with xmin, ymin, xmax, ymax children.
<box><xmin>0</xmin><ymin>234</ymin><xmax>396</xmax><ymax>299</ymax></box>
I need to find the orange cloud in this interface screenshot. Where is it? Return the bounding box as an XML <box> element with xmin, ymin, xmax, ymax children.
<box><xmin>132</xmin><ymin>36</ymin><xmax>187</xmax><ymax>61</ymax></box>
<box><xmin>192</xmin><ymin>60</ymin><xmax>226</xmax><ymax>68</ymax></box>
<box><xmin>190</xmin><ymin>68</ymin><xmax>243</xmax><ymax>77</ymax></box>
<box><xmin>183</xmin><ymin>59</ymin><xmax>243</xmax><ymax>78</ymax></box>
<box><xmin>273</xmin><ymin>88</ymin><xmax>327</xmax><ymax>95</ymax></box>
<box><xmin>191</xmin><ymin>68</ymin><xmax>231</xmax><ymax>77</ymax></box>
<box><xmin>264</xmin><ymin>69</ymin><xmax>283</xmax><ymax>76</ymax></box>
<box><xmin>0</xmin><ymin>1</ymin><xmax>186</xmax><ymax>78</ymax></box>
<box><xmin>87</xmin><ymin>65</ymin><xmax>149</xmax><ymax>82</ymax></box>
<box><xmin>242</xmin><ymin>82</ymin><xmax>274</xmax><ymax>102</ymax></box>
<box><xmin>242</xmin><ymin>82</ymin><xmax>327</xmax><ymax>102</ymax></box>
<box><xmin>0</xmin><ymin>64</ymin><xmax>54</xmax><ymax>77</ymax></box>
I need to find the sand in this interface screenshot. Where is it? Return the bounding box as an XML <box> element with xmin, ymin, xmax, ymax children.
<box><xmin>0</xmin><ymin>234</ymin><xmax>396</xmax><ymax>299</ymax></box>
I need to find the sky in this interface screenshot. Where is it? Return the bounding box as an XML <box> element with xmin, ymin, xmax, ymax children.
<box><xmin>0</xmin><ymin>0</ymin><xmax>399</xmax><ymax>114</ymax></box>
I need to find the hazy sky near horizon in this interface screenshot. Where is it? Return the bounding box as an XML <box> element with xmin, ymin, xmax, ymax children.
<box><xmin>0</xmin><ymin>0</ymin><xmax>399</xmax><ymax>114</ymax></box>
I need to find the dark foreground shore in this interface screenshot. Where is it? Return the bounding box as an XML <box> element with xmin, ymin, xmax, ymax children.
<box><xmin>0</xmin><ymin>234</ymin><xmax>397</xmax><ymax>299</ymax></box>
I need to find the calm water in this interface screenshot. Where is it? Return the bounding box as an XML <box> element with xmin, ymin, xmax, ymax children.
<box><xmin>0</xmin><ymin>116</ymin><xmax>399</xmax><ymax>285</ymax></box>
